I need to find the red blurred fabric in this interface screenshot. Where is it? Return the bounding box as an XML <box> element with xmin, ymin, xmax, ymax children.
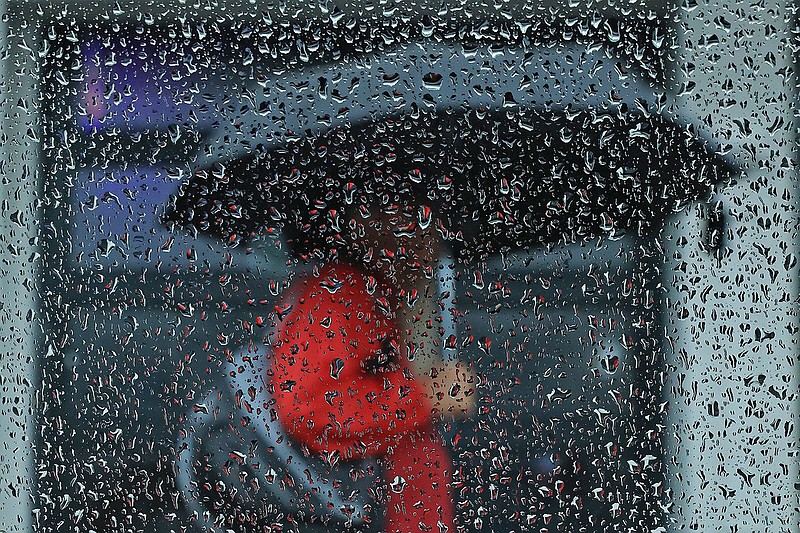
<box><xmin>271</xmin><ymin>263</ymin><xmax>454</xmax><ymax>532</ymax></box>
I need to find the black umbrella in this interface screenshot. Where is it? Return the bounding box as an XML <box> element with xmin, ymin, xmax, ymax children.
<box><xmin>168</xmin><ymin>108</ymin><xmax>727</xmax><ymax>255</ymax></box>
<box><xmin>166</xmin><ymin>40</ymin><xmax>733</xmax><ymax>259</ymax></box>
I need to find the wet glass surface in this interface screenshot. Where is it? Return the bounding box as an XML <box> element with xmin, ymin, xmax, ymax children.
<box><xmin>0</xmin><ymin>2</ymin><xmax>795</xmax><ymax>533</ymax></box>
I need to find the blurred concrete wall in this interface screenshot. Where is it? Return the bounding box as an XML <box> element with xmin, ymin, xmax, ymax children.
<box><xmin>664</xmin><ymin>0</ymin><xmax>798</xmax><ymax>531</ymax></box>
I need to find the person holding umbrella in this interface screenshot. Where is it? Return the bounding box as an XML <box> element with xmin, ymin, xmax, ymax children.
<box><xmin>270</xmin><ymin>196</ymin><xmax>474</xmax><ymax>533</ymax></box>
<box><xmin>168</xmin><ymin>40</ymin><xmax>731</xmax><ymax>530</ymax></box>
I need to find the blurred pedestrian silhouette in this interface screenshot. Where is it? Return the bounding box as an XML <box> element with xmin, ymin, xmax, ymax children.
<box><xmin>271</xmin><ymin>203</ymin><xmax>474</xmax><ymax>533</ymax></box>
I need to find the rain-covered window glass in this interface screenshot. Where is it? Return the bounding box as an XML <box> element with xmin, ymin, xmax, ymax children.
<box><xmin>0</xmin><ymin>2</ymin><xmax>796</xmax><ymax>533</ymax></box>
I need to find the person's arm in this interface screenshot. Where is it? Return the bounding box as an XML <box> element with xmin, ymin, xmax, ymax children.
<box><xmin>272</xmin><ymin>276</ymin><xmax>434</xmax><ymax>457</ymax></box>
<box><xmin>397</xmin><ymin>273</ymin><xmax>476</xmax><ymax>419</ymax></box>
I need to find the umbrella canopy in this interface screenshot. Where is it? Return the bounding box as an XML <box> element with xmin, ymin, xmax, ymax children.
<box><xmin>166</xmin><ymin>40</ymin><xmax>733</xmax><ymax>259</ymax></box>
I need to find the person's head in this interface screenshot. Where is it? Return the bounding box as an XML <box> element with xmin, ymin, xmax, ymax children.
<box><xmin>280</xmin><ymin>162</ymin><xmax>447</xmax><ymax>286</ymax></box>
<box><xmin>342</xmin><ymin>203</ymin><xmax>442</xmax><ymax>286</ymax></box>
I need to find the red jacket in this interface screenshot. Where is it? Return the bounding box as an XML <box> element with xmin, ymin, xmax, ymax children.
<box><xmin>271</xmin><ymin>262</ymin><xmax>455</xmax><ymax>532</ymax></box>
